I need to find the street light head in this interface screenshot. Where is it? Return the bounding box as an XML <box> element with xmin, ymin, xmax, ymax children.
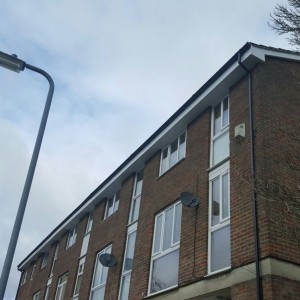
<box><xmin>0</xmin><ymin>51</ymin><xmax>26</xmax><ymax>73</ymax></box>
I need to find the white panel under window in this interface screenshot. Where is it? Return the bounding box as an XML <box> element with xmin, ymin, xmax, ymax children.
<box><xmin>210</xmin><ymin>225</ymin><xmax>231</xmax><ymax>272</ymax></box>
<box><xmin>150</xmin><ymin>249</ymin><xmax>179</xmax><ymax>294</ymax></box>
<box><xmin>213</xmin><ymin>130</ymin><xmax>229</xmax><ymax>165</ymax></box>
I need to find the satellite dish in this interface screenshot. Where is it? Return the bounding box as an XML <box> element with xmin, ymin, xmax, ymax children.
<box><xmin>99</xmin><ymin>253</ymin><xmax>117</xmax><ymax>267</ymax></box>
<box><xmin>180</xmin><ymin>192</ymin><xmax>199</xmax><ymax>208</ymax></box>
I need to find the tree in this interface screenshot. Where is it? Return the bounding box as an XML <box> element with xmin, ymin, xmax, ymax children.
<box><xmin>269</xmin><ymin>0</ymin><xmax>300</xmax><ymax>47</ymax></box>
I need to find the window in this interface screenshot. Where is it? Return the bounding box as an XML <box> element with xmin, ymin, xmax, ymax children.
<box><xmin>208</xmin><ymin>162</ymin><xmax>231</xmax><ymax>273</ymax></box>
<box><xmin>66</xmin><ymin>226</ymin><xmax>77</xmax><ymax>249</ymax></box>
<box><xmin>105</xmin><ymin>192</ymin><xmax>120</xmax><ymax>219</ymax></box>
<box><xmin>149</xmin><ymin>202</ymin><xmax>182</xmax><ymax>295</ymax></box>
<box><xmin>160</xmin><ymin>132</ymin><xmax>186</xmax><ymax>175</ymax></box>
<box><xmin>211</xmin><ymin>97</ymin><xmax>229</xmax><ymax>166</ymax></box>
<box><xmin>90</xmin><ymin>245</ymin><xmax>112</xmax><ymax>300</ymax></box>
<box><xmin>21</xmin><ymin>269</ymin><xmax>28</xmax><ymax>285</ymax></box>
<box><xmin>32</xmin><ymin>291</ymin><xmax>40</xmax><ymax>300</ymax></box>
<box><xmin>129</xmin><ymin>170</ymin><xmax>143</xmax><ymax>224</ymax></box>
<box><xmin>50</xmin><ymin>243</ymin><xmax>59</xmax><ymax>276</ymax></box>
<box><xmin>44</xmin><ymin>285</ymin><xmax>50</xmax><ymax>300</ymax></box>
<box><xmin>119</xmin><ymin>224</ymin><xmax>137</xmax><ymax>300</ymax></box>
<box><xmin>41</xmin><ymin>253</ymin><xmax>48</xmax><ymax>269</ymax></box>
<box><xmin>30</xmin><ymin>261</ymin><xmax>36</xmax><ymax>281</ymax></box>
<box><xmin>55</xmin><ymin>273</ymin><xmax>68</xmax><ymax>300</ymax></box>
<box><xmin>85</xmin><ymin>214</ymin><xmax>93</xmax><ymax>234</ymax></box>
<box><xmin>73</xmin><ymin>257</ymin><xmax>85</xmax><ymax>297</ymax></box>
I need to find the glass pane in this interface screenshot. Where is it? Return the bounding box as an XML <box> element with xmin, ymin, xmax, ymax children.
<box><xmin>214</xmin><ymin>103</ymin><xmax>221</xmax><ymax>135</ymax></box>
<box><xmin>211</xmin><ymin>177</ymin><xmax>220</xmax><ymax>226</ymax></box>
<box><xmin>222</xmin><ymin>174</ymin><xmax>229</xmax><ymax>219</ymax></box>
<box><xmin>161</xmin><ymin>148</ymin><xmax>168</xmax><ymax>173</ymax></box>
<box><xmin>100</xmin><ymin>246</ymin><xmax>111</xmax><ymax>284</ymax></box>
<box><xmin>80</xmin><ymin>234</ymin><xmax>90</xmax><ymax>257</ymax></box>
<box><xmin>74</xmin><ymin>274</ymin><xmax>82</xmax><ymax>295</ymax></box>
<box><xmin>213</xmin><ymin>131</ymin><xmax>229</xmax><ymax>165</ymax></box>
<box><xmin>55</xmin><ymin>286</ymin><xmax>62</xmax><ymax>300</ymax></box>
<box><xmin>91</xmin><ymin>286</ymin><xmax>105</xmax><ymax>300</ymax></box>
<box><xmin>162</xmin><ymin>207</ymin><xmax>173</xmax><ymax>251</ymax></box>
<box><xmin>170</xmin><ymin>140</ymin><xmax>178</xmax><ymax>167</ymax></box>
<box><xmin>86</xmin><ymin>215</ymin><xmax>93</xmax><ymax>233</ymax></box>
<box><xmin>150</xmin><ymin>249</ymin><xmax>179</xmax><ymax>293</ymax></box>
<box><xmin>124</xmin><ymin>231</ymin><xmax>137</xmax><ymax>272</ymax></box>
<box><xmin>173</xmin><ymin>203</ymin><xmax>182</xmax><ymax>244</ymax></box>
<box><xmin>119</xmin><ymin>274</ymin><xmax>131</xmax><ymax>300</ymax></box>
<box><xmin>93</xmin><ymin>260</ymin><xmax>101</xmax><ymax>287</ymax></box>
<box><xmin>153</xmin><ymin>215</ymin><xmax>163</xmax><ymax>253</ymax></box>
<box><xmin>134</xmin><ymin>171</ymin><xmax>143</xmax><ymax>196</ymax></box>
<box><xmin>222</xmin><ymin>97</ymin><xmax>229</xmax><ymax>127</ymax></box>
<box><xmin>114</xmin><ymin>192</ymin><xmax>120</xmax><ymax>212</ymax></box>
<box><xmin>106</xmin><ymin>197</ymin><xmax>114</xmax><ymax>217</ymax></box>
<box><xmin>130</xmin><ymin>196</ymin><xmax>140</xmax><ymax>223</ymax></box>
<box><xmin>211</xmin><ymin>225</ymin><xmax>231</xmax><ymax>272</ymax></box>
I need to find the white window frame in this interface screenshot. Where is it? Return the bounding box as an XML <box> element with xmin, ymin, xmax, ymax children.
<box><xmin>32</xmin><ymin>290</ymin><xmax>40</xmax><ymax>300</ymax></box>
<box><xmin>208</xmin><ymin>162</ymin><xmax>231</xmax><ymax>274</ymax></box>
<box><xmin>89</xmin><ymin>245</ymin><xmax>112</xmax><ymax>300</ymax></box>
<box><xmin>73</xmin><ymin>257</ymin><xmax>86</xmax><ymax>297</ymax></box>
<box><xmin>118</xmin><ymin>223</ymin><xmax>137</xmax><ymax>300</ymax></box>
<box><xmin>41</xmin><ymin>253</ymin><xmax>48</xmax><ymax>269</ymax></box>
<box><xmin>44</xmin><ymin>284</ymin><xmax>50</xmax><ymax>300</ymax></box>
<box><xmin>148</xmin><ymin>201</ymin><xmax>182</xmax><ymax>295</ymax></box>
<box><xmin>55</xmin><ymin>273</ymin><xmax>68</xmax><ymax>300</ymax></box>
<box><xmin>21</xmin><ymin>269</ymin><xmax>28</xmax><ymax>285</ymax></box>
<box><xmin>30</xmin><ymin>261</ymin><xmax>36</xmax><ymax>281</ymax></box>
<box><xmin>85</xmin><ymin>214</ymin><xmax>93</xmax><ymax>234</ymax></box>
<box><xmin>66</xmin><ymin>226</ymin><xmax>77</xmax><ymax>249</ymax></box>
<box><xmin>129</xmin><ymin>170</ymin><xmax>143</xmax><ymax>224</ymax></box>
<box><xmin>210</xmin><ymin>96</ymin><xmax>229</xmax><ymax>166</ymax></box>
<box><xmin>159</xmin><ymin>132</ymin><xmax>186</xmax><ymax>175</ymax></box>
<box><xmin>104</xmin><ymin>192</ymin><xmax>120</xmax><ymax>219</ymax></box>
<box><xmin>50</xmin><ymin>243</ymin><xmax>59</xmax><ymax>277</ymax></box>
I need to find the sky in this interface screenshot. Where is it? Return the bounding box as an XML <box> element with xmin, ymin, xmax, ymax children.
<box><xmin>0</xmin><ymin>1</ymin><xmax>292</xmax><ymax>299</ymax></box>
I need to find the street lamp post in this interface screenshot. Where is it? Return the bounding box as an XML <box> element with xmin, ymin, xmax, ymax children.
<box><xmin>0</xmin><ymin>51</ymin><xmax>54</xmax><ymax>299</ymax></box>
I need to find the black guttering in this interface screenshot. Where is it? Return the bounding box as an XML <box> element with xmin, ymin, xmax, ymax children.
<box><xmin>19</xmin><ymin>42</ymin><xmax>298</xmax><ymax>269</ymax></box>
<box><xmin>18</xmin><ymin>42</ymin><xmax>254</xmax><ymax>269</ymax></box>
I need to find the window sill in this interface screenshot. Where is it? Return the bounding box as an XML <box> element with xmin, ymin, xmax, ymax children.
<box><xmin>157</xmin><ymin>158</ymin><xmax>185</xmax><ymax>180</ymax></box>
<box><xmin>205</xmin><ymin>266</ymin><xmax>231</xmax><ymax>278</ymax></box>
<box><xmin>207</xmin><ymin>157</ymin><xmax>230</xmax><ymax>173</ymax></box>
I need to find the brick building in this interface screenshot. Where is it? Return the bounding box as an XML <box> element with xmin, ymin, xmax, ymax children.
<box><xmin>16</xmin><ymin>43</ymin><xmax>300</xmax><ymax>300</ymax></box>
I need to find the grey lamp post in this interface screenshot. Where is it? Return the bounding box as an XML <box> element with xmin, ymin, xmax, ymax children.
<box><xmin>0</xmin><ymin>51</ymin><xmax>54</xmax><ymax>299</ymax></box>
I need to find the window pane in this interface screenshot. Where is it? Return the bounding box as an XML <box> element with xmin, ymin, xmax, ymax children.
<box><xmin>119</xmin><ymin>274</ymin><xmax>131</xmax><ymax>300</ymax></box>
<box><xmin>222</xmin><ymin>97</ymin><xmax>229</xmax><ymax>127</ymax></box>
<box><xmin>213</xmin><ymin>130</ymin><xmax>229</xmax><ymax>165</ymax></box>
<box><xmin>211</xmin><ymin>177</ymin><xmax>220</xmax><ymax>226</ymax></box>
<box><xmin>161</xmin><ymin>148</ymin><xmax>168</xmax><ymax>174</ymax></box>
<box><xmin>74</xmin><ymin>274</ymin><xmax>82</xmax><ymax>295</ymax></box>
<box><xmin>130</xmin><ymin>196</ymin><xmax>140</xmax><ymax>223</ymax></box>
<box><xmin>150</xmin><ymin>249</ymin><xmax>179</xmax><ymax>293</ymax></box>
<box><xmin>211</xmin><ymin>225</ymin><xmax>231</xmax><ymax>272</ymax></box>
<box><xmin>134</xmin><ymin>171</ymin><xmax>143</xmax><ymax>196</ymax></box>
<box><xmin>106</xmin><ymin>197</ymin><xmax>114</xmax><ymax>217</ymax></box>
<box><xmin>91</xmin><ymin>287</ymin><xmax>105</xmax><ymax>300</ymax></box>
<box><xmin>214</xmin><ymin>103</ymin><xmax>221</xmax><ymax>135</ymax></box>
<box><xmin>114</xmin><ymin>192</ymin><xmax>120</xmax><ymax>212</ymax></box>
<box><xmin>178</xmin><ymin>134</ymin><xmax>186</xmax><ymax>161</ymax></box>
<box><xmin>162</xmin><ymin>207</ymin><xmax>173</xmax><ymax>251</ymax></box>
<box><xmin>173</xmin><ymin>204</ymin><xmax>182</xmax><ymax>244</ymax></box>
<box><xmin>93</xmin><ymin>260</ymin><xmax>101</xmax><ymax>287</ymax></box>
<box><xmin>80</xmin><ymin>234</ymin><xmax>90</xmax><ymax>257</ymax></box>
<box><xmin>170</xmin><ymin>140</ymin><xmax>178</xmax><ymax>167</ymax></box>
<box><xmin>222</xmin><ymin>174</ymin><xmax>229</xmax><ymax>219</ymax></box>
<box><xmin>124</xmin><ymin>231</ymin><xmax>137</xmax><ymax>272</ymax></box>
<box><xmin>153</xmin><ymin>215</ymin><xmax>163</xmax><ymax>253</ymax></box>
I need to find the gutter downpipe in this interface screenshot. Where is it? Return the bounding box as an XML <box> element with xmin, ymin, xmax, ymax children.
<box><xmin>238</xmin><ymin>52</ymin><xmax>263</xmax><ymax>300</ymax></box>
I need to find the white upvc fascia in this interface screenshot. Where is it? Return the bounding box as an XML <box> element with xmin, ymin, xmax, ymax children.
<box><xmin>18</xmin><ymin>45</ymin><xmax>299</xmax><ymax>270</ymax></box>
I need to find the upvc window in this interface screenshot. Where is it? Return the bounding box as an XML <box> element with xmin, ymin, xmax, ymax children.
<box><xmin>105</xmin><ymin>192</ymin><xmax>120</xmax><ymax>219</ymax></box>
<box><xmin>50</xmin><ymin>243</ymin><xmax>59</xmax><ymax>276</ymax></box>
<box><xmin>73</xmin><ymin>257</ymin><xmax>85</xmax><ymax>297</ymax></box>
<box><xmin>44</xmin><ymin>284</ymin><xmax>50</xmax><ymax>300</ymax></box>
<box><xmin>41</xmin><ymin>253</ymin><xmax>48</xmax><ymax>269</ymax></box>
<box><xmin>160</xmin><ymin>132</ymin><xmax>186</xmax><ymax>175</ymax></box>
<box><xmin>129</xmin><ymin>170</ymin><xmax>143</xmax><ymax>224</ymax></box>
<box><xmin>149</xmin><ymin>202</ymin><xmax>182</xmax><ymax>295</ymax></box>
<box><xmin>211</xmin><ymin>97</ymin><xmax>229</xmax><ymax>166</ymax></box>
<box><xmin>119</xmin><ymin>223</ymin><xmax>137</xmax><ymax>300</ymax></box>
<box><xmin>21</xmin><ymin>269</ymin><xmax>28</xmax><ymax>285</ymax></box>
<box><xmin>66</xmin><ymin>226</ymin><xmax>77</xmax><ymax>249</ymax></box>
<box><xmin>55</xmin><ymin>273</ymin><xmax>68</xmax><ymax>300</ymax></box>
<box><xmin>90</xmin><ymin>245</ymin><xmax>112</xmax><ymax>300</ymax></box>
<box><xmin>208</xmin><ymin>162</ymin><xmax>231</xmax><ymax>274</ymax></box>
<box><xmin>32</xmin><ymin>290</ymin><xmax>40</xmax><ymax>300</ymax></box>
<box><xmin>30</xmin><ymin>261</ymin><xmax>36</xmax><ymax>281</ymax></box>
<box><xmin>85</xmin><ymin>214</ymin><xmax>93</xmax><ymax>234</ymax></box>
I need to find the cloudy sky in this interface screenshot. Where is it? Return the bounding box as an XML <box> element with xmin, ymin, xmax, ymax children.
<box><xmin>0</xmin><ymin>0</ymin><xmax>292</xmax><ymax>299</ymax></box>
